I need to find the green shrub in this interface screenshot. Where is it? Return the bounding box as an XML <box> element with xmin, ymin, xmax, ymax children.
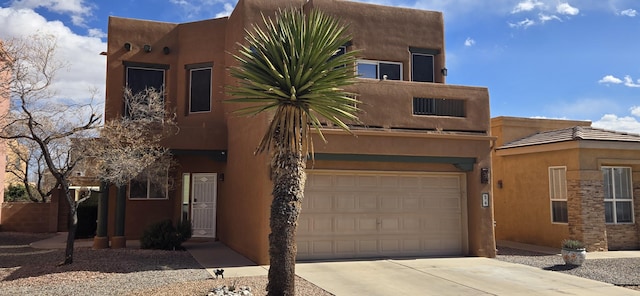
<box><xmin>4</xmin><ymin>184</ymin><xmax>29</xmax><ymax>202</ymax></box>
<box><xmin>140</xmin><ymin>219</ymin><xmax>192</xmax><ymax>250</ymax></box>
<box><xmin>561</xmin><ymin>239</ymin><xmax>585</xmax><ymax>250</ymax></box>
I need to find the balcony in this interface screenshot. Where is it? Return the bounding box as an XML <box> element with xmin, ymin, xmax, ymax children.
<box><xmin>344</xmin><ymin>80</ymin><xmax>490</xmax><ymax>134</ymax></box>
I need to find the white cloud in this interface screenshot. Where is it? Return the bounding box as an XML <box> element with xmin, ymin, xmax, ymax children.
<box><xmin>0</xmin><ymin>7</ymin><xmax>106</xmax><ymax>104</ymax></box>
<box><xmin>512</xmin><ymin>0</ymin><xmax>544</xmax><ymax>13</ymax></box>
<box><xmin>593</xmin><ymin>114</ymin><xmax>640</xmax><ymax>134</ymax></box>
<box><xmin>630</xmin><ymin>106</ymin><xmax>640</xmax><ymax>117</ymax></box>
<box><xmin>624</xmin><ymin>75</ymin><xmax>640</xmax><ymax>88</ymax></box>
<box><xmin>9</xmin><ymin>0</ymin><xmax>94</xmax><ymax>26</ymax></box>
<box><xmin>620</xmin><ymin>9</ymin><xmax>637</xmax><ymax>17</ymax></box>
<box><xmin>556</xmin><ymin>3</ymin><xmax>579</xmax><ymax>16</ymax></box>
<box><xmin>215</xmin><ymin>2</ymin><xmax>235</xmax><ymax>18</ymax></box>
<box><xmin>598</xmin><ymin>75</ymin><xmax>623</xmax><ymax>84</ymax></box>
<box><xmin>464</xmin><ymin>37</ymin><xmax>475</xmax><ymax>47</ymax></box>
<box><xmin>509</xmin><ymin>18</ymin><xmax>536</xmax><ymax>28</ymax></box>
<box><xmin>538</xmin><ymin>13</ymin><xmax>561</xmax><ymax>23</ymax></box>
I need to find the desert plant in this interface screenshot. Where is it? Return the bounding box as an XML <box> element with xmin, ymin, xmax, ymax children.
<box><xmin>561</xmin><ymin>239</ymin><xmax>585</xmax><ymax>250</ymax></box>
<box><xmin>140</xmin><ymin>219</ymin><xmax>192</xmax><ymax>250</ymax></box>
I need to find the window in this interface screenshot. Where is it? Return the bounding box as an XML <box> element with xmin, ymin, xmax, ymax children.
<box><xmin>603</xmin><ymin>167</ymin><xmax>634</xmax><ymax>224</ymax></box>
<box><xmin>126</xmin><ymin>67</ymin><xmax>165</xmax><ymax>95</ymax></box>
<box><xmin>181</xmin><ymin>173</ymin><xmax>190</xmax><ymax>221</ymax></box>
<box><xmin>189</xmin><ymin>67</ymin><xmax>212</xmax><ymax>113</ymax></box>
<box><xmin>410</xmin><ymin>47</ymin><xmax>438</xmax><ymax>82</ymax></box>
<box><xmin>124</xmin><ymin>63</ymin><xmax>168</xmax><ymax>117</ymax></box>
<box><xmin>549</xmin><ymin>166</ymin><xmax>568</xmax><ymax>223</ymax></box>
<box><xmin>412</xmin><ymin>53</ymin><xmax>434</xmax><ymax>82</ymax></box>
<box><xmin>129</xmin><ymin>169</ymin><xmax>169</xmax><ymax>200</ymax></box>
<box><xmin>413</xmin><ymin>97</ymin><xmax>465</xmax><ymax>117</ymax></box>
<box><xmin>356</xmin><ymin>60</ymin><xmax>402</xmax><ymax>80</ymax></box>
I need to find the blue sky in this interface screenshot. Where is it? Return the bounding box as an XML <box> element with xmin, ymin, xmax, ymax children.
<box><xmin>1</xmin><ymin>0</ymin><xmax>639</xmax><ymax>133</ymax></box>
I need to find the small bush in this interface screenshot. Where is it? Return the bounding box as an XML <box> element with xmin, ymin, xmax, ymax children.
<box><xmin>140</xmin><ymin>219</ymin><xmax>192</xmax><ymax>250</ymax></box>
<box><xmin>561</xmin><ymin>239</ymin><xmax>585</xmax><ymax>250</ymax></box>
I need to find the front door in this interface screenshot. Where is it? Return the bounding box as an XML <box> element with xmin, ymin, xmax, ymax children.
<box><xmin>191</xmin><ymin>173</ymin><xmax>217</xmax><ymax>238</ymax></box>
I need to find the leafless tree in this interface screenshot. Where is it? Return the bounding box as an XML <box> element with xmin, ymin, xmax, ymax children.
<box><xmin>0</xmin><ymin>34</ymin><xmax>101</xmax><ymax>265</ymax></box>
<box><xmin>89</xmin><ymin>87</ymin><xmax>178</xmax><ymax>191</ymax></box>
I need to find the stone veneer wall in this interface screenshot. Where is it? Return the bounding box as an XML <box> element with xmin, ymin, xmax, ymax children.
<box><xmin>568</xmin><ymin>179</ymin><xmax>607</xmax><ymax>251</ymax></box>
<box><xmin>606</xmin><ymin>180</ymin><xmax>640</xmax><ymax>250</ymax></box>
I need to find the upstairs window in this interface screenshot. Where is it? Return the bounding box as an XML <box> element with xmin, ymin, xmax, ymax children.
<box><xmin>410</xmin><ymin>47</ymin><xmax>438</xmax><ymax>83</ymax></box>
<box><xmin>356</xmin><ymin>60</ymin><xmax>402</xmax><ymax>80</ymax></box>
<box><xmin>126</xmin><ymin>66</ymin><xmax>166</xmax><ymax>95</ymax></box>
<box><xmin>549</xmin><ymin>166</ymin><xmax>568</xmax><ymax>223</ymax></box>
<box><xmin>413</xmin><ymin>97</ymin><xmax>465</xmax><ymax>117</ymax></box>
<box><xmin>124</xmin><ymin>62</ymin><xmax>168</xmax><ymax>117</ymax></box>
<box><xmin>603</xmin><ymin>167</ymin><xmax>634</xmax><ymax>224</ymax></box>
<box><xmin>187</xmin><ymin>63</ymin><xmax>213</xmax><ymax>113</ymax></box>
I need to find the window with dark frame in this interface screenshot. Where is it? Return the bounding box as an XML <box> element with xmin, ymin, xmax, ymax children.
<box><xmin>189</xmin><ymin>67</ymin><xmax>212</xmax><ymax>113</ymax></box>
<box><xmin>549</xmin><ymin>166</ymin><xmax>568</xmax><ymax>223</ymax></box>
<box><xmin>124</xmin><ymin>64</ymin><xmax>167</xmax><ymax>118</ymax></box>
<box><xmin>412</xmin><ymin>97</ymin><xmax>465</xmax><ymax>117</ymax></box>
<box><xmin>412</xmin><ymin>53</ymin><xmax>434</xmax><ymax>82</ymax></box>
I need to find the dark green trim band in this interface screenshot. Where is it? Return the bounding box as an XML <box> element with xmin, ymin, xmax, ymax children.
<box><xmin>312</xmin><ymin>153</ymin><xmax>475</xmax><ymax>171</ymax></box>
<box><xmin>171</xmin><ymin>149</ymin><xmax>227</xmax><ymax>162</ymax></box>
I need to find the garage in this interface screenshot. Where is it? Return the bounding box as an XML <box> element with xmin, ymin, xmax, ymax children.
<box><xmin>297</xmin><ymin>170</ymin><xmax>467</xmax><ymax>260</ymax></box>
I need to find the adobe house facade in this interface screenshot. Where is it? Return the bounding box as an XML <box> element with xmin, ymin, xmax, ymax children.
<box><xmin>492</xmin><ymin>116</ymin><xmax>640</xmax><ymax>251</ymax></box>
<box><xmin>104</xmin><ymin>0</ymin><xmax>496</xmax><ymax>264</ymax></box>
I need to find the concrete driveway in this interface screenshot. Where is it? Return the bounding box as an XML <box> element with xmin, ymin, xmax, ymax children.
<box><xmin>295</xmin><ymin>257</ymin><xmax>639</xmax><ymax>296</ymax></box>
<box><xmin>183</xmin><ymin>240</ymin><xmax>639</xmax><ymax>295</ymax></box>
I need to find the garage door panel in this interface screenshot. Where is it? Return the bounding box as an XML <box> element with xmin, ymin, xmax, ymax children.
<box><xmin>380</xmin><ymin>195</ymin><xmax>400</xmax><ymax>210</ymax></box>
<box><xmin>359</xmin><ymin>218</ymin><xmax>378</xmax><ymax>231</ymax></box>
<box><xmin>336</xmin><ymin>195</ymin><xmax>356</xmax><ymax>210</ymax></box>
<box><xmin>298</xmin><ymin>171</ymin><xmax>464</xmax><ymax>260</ymax></box>
<box><xmin>358</xmin><ymin>196</ymin><xmax>377</xmax><ymax>210</ymax></box>
<box><xmin>336</xmin><ymin>175</ymin><xmax>356</xmax><ymax>187</ymax></box>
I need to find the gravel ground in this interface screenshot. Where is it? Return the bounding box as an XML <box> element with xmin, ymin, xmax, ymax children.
<box><xmin>4</xmin><ymin>232</ymin><xmax>640</xmax><ymax>295</ymax></box>
<box><xmin>496</xmin><ymin>246</ymin><xmax>640</xmax><ymax>291</ymax></box>
<box><xmin>0</xmin><ymin>232</ymin><xmax>331</xmax><ymax>296</ymax></box>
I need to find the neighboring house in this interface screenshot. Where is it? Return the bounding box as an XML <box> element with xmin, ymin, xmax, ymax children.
<box><xmin>4</xmin><ymin>139</ymin><xmax>28</xmax><ymax>188</ymax></box>
<box><xmin>0</xmin><ymin>40</ymin><xmax>9</xmax><ymax>205</ymax></box>
<box><xmin>492</xmin><ymin>116</ymin><xmax>640</xmax><ymax>251</ymax></box>
<box><xmin>104</xmin><ymin>0</ymin><xmax>495</xmax><ymax>264</ymax></box>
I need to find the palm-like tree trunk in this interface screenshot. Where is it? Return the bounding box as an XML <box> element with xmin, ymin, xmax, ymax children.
<box><xmin>267</xmin><ymin>143</ymin><xmax>306</xmax><ymax>296</ymax></box>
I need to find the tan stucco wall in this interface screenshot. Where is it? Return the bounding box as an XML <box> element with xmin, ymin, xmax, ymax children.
<box><xmin>493</xmin><ymin>147</ymin><xmax>574</xmax><ymax>247</ymax></box>
<box><xmin>105</xmin><ymin>0</ymin><xmax>496</xmax><ymax>263</ymax></box>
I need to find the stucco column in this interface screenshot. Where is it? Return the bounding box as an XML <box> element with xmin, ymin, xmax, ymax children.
<box><xmin>111</xmin><ymin>185</ymin><xmax>127</xmax><ymax>248</ymax></box>
<box><xmin>93</xmin><ymin>181</ymin><xmax>109</xmax><ymax>249</ymax></box>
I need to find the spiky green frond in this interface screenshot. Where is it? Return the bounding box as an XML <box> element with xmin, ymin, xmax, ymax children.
<box><xmin>227</xmin><ymin>8</ymin><xmax>360</xmax><ymax>154</ymax></box>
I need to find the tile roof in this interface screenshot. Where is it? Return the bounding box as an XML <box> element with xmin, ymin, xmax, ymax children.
<box><xmin>499</xmin><ymin>126</ymin><xmax>640</xmax><ymax>149</ymax></box>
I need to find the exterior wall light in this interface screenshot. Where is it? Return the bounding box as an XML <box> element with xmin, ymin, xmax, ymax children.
<box><xmin>143</xmin><ymin>44</ymin><xmax>152</xmax><ymax>52</ymax></box>
<box><xmin>480</xmin><ymin>167</ymin><xmax>490</xmax><ymax>184</ymax></box>
<box><xmin>441</xmin><ymin>67</ymin><xmax>448</xmax><ymax>76</ymax></box>
<box><xmin>124</xmin><ymin>42</ymin><xmax>132</xmax><ymax>51</ymax></box>
<box><xmin>163</xmin><ymin>46</ymin><xmax>171</xmax><ymax>55</ymax></box>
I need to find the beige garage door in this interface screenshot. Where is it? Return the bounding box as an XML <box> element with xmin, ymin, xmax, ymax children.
<box><xmin>297</xmin><ymin>170</ymin><xmax>466</xmax><ymax>260</ymax></box>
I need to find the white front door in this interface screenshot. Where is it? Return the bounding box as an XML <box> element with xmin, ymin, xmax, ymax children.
<box><xmin>191</xmin><ymin>173</ymin><xmax>217</xmax><ymax>238</ymax></box>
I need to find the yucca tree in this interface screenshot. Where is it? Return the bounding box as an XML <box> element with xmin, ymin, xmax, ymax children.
<box><xmin>228</xmin><ymin>8</ymin><xmax>359</xmax><ymax>296</ymax></box>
